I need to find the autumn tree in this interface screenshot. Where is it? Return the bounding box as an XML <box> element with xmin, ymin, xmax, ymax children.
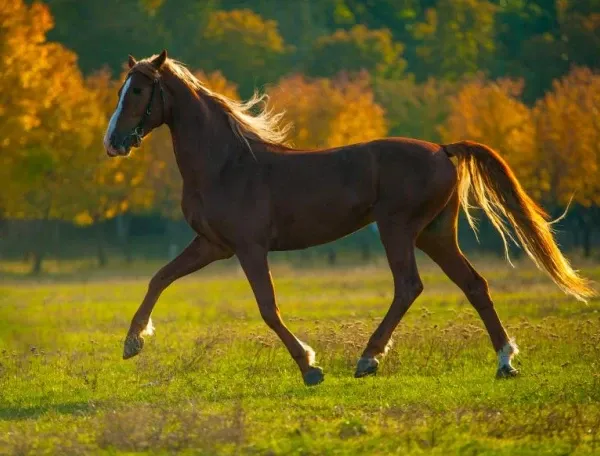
<box><xmin>440</xmin><ymin>77</ymin><xmax>537</xmax><ymax>191</ymax></box>
<box><xmin>0</xmin><ymin>0</ymin><xmax>105</xmax><ymax>273</ymax></box>
<box><xmin>71</xmin><ymin>68</ymin><xmax>155</xmax><ymax>265</ymax></box>
<box><xmin>534</xmin><ymin>67</ymin><xmax>600</xmax><ymax>256</ymax></box>
<box><xmin>308</xmin><ymin>25</ymin><xmax>406</xmax><ymax>79</ymax></box>
<box><xmin>268</xmin><ymin>72</ymin><xmax>387</xmax><ymax>149</ymax></box>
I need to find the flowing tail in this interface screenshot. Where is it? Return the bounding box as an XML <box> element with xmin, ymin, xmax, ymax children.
<box><xmin>443</xmin><ymin>140</ymin><xmax>595</xmax><ymax>302</ymax></box>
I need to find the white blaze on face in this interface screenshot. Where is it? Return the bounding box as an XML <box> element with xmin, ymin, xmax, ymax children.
<box><xmin>103</xmin><ymin>76</ymin><xmax>132</xmax><ymax>155</ymax></box>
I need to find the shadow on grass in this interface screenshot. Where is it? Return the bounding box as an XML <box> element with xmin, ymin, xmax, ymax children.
<box><xmin>0</xmin><ymin>401</ymin><xmax>95</xmax><ymax>421</ymax></box>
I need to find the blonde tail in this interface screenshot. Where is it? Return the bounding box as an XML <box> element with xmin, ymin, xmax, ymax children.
<box><xmin>444</xmin><ymin>140</ymin><xmax>595</xmax><ymax>302</ymax></box>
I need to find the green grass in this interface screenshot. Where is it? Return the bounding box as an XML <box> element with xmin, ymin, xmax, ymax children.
<box><xmin>1</xmin><ymin>256</ymin><xmax>600</xmax><ymax>455</ymax></box>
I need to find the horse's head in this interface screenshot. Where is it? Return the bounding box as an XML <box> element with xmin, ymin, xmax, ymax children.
<box><xmin>104</xmin><ymin>50</ymin><xmax>168</xmax><ymax>157</ymax></box>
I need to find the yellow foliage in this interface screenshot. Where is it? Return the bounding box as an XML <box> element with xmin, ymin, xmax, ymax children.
<box><xmin>533</xmin><ymin>67</ymin><xmax>600</xmax><ymax>206</ymax></box>
<box><xmin>439</xmin><ymin>76</ymin><xmax>538</xmax><ymax>194</ymax></box>
<box><xmin>268</xmin><ymin>73</ymin><xmax>387</xmax><ymax>149</ymax></box>
<box><xmin>74</xmin><ymin>211</ymin><xmax>94</xmax><ymax>226</ymax></box>
<box><xmin>205</xmin><ymin>9</ymin><xmax>286</xmax><ymax>53</ymax></box>
<box><xmin>0</xmin><ymin>0</ymin><xmax>108</xmax><ymax>220</ymax></box>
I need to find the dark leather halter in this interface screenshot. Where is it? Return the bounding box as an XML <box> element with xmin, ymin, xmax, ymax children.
<box><xmin>129</xmin><ymin>72</ymin><xmax>165</xmax><ymax>147</ymax></box>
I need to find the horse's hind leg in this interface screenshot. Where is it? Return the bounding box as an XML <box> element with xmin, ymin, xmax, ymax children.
<box><xmin>416</xmin><ymin>193</ymin><xmax>519</xmax><ymax>378</ymax></box>
<box><xmin>355</xmin><ymin>217</ymin><xmax>423</xmax><ymax>378</ymax></box>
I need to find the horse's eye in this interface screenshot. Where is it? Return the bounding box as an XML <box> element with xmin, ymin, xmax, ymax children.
<box><xmin>132</xmin><ymin>87</ymin><xmax>142</xmax><ymax>95</ymax></box>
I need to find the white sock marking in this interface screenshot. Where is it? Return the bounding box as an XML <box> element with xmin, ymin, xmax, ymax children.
<box><xmin>141</xmin><ymin>317</ymin><xmax>154</xmax><ymax>336</ymax></box>
<box><xmin>498</xmin><ymin>339</ymin><xmax>519</xmax><ymax>368</ymax></box>
<box><xmin>298</xmin><ymin>340</ymin><xmax>315</xmax><ymax>365</ymax></box>
<box><xmin>383</xmin><ymin>338</ymin><xmax>393</xmax><ymax>356</ymax></box>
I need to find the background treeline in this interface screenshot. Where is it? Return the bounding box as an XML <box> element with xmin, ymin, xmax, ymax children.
<box><xmin>1</xmin><ymin>0</ymin><xmax>599</xmax><ymax>273</ymax></box>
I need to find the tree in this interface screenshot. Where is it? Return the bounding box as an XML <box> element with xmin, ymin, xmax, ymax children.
<box><xmin>199</xmin><ymin>9</ymin><xmax>290</xmax><ymax>97</ymax></box>
<box><xmin>412</xmin><ymin>0</ymin><xmax>497</xmax><ymax>81</ymax></box>
<box><xmin>268</xmin><ymin>72</ymin><xmax>387</xmax><ymax>149</ymax></box>
<box><xmin>308</xmin><ymin>25</ymin><xmax>406</xmax><ymax>79</ymax></box>
<box><xmin>0</xmin><ymin>0</ymin><xmax>104</xmax><ymax>273</ymax></box>
<box><xmin>533</xmin><ymin>67</ymin><xmax>600</xmax><ymax>256</ymax></box>
<box><xmin>439</xmin><ymin>76</ymin><xmax>537</xmax><ymax>190</ymax></box>
<box><xmin>374</xmin><ymin>76</ymin><xmax>457</xmax><ymax>142</ymax></box>
<box><xmin>44</xmin><ymin>0</ymin><xmax>163</xmax><ymax>75</ymax></box>
<box><xmin>72</xmin><ymin>69</ymin><xmax>154</xmax><ymax>266</ymax></box>
<box><xmin>560</xmin><ymin>0</ymin><xmax>600</xmax><ymax>71</ymax></box>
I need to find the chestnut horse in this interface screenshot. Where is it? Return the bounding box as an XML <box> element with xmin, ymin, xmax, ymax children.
<box><xmin>104</xmin><ymin>50</ymin><xmax>594</xmax><ymax>385</ymax></box>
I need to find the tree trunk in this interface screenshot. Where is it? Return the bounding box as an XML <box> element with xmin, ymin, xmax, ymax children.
<box><xmin>582</xmin><ymin>224</ymin><xmax>592</xmax><ymax>258</ymax></box>
<box><xmin>166</xmin><ymin>218</ymin><xmax>179</xmax><ymax>260</ymax></box>
<box><xmin>30</xmin><ymin>219</ymin><xmax>47</xmax><ymax>275</ymax></box>
<box><xmin>576</xmin><ymin>209</ymin><xmax>593</xmax><ymax>258</ymax></box>
<box><xmin>31</xmin><ymin>249</ymin><xmax>44</xmax><ymax>275</ymax></box>
<box><xmin>327</xmin><ymin>248</ymin><xmax>337</xmax><ymax>266</ymax></box>
<box><xmin>116</xmin><ymin>214</ymin><xmax>133</xmax><ymax>263</ymax></box>
<box><xmin>96</xmin><ymin>223</ymin><xmax>107</xmax><ymax>267</ymax></box>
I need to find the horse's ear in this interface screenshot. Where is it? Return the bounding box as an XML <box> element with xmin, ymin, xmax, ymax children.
<box><xmin>128</xmin><ymin>54</ymin><xmax>137</xmax><ymax>68</ymax></box>
<box><xmin>151</xmin><ymin>49</ymin><xmax>167</xmax><ymax>69</ymax></box>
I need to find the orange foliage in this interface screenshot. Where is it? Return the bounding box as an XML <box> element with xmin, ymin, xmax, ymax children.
<box><xmin>439</xmin><ymin>76</ymin><xmax>537</xmax><ymax>193</ymax></box>
<box><xmin>268</xmin><ymin>73</ymin><xmax>387</xmax><ymax>149</ymax></box>
<box><xmin>0</xmin><ymin>0</ymin><xmax>106</xmax><ymax>220</ymax></box>
<box><xmin>71</xmin><ymin>69</ymin><xmax>154</xmax><ymax>225</ymax></box>
<box><xmin>533</xmin><ymin>67</ymin><xmax>600</xmax><ymax>206</ymax></box>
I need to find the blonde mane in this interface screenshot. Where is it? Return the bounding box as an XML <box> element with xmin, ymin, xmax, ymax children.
<box><xmin>136</xmin><ymin>57</ymin><xmax>290</xmax><ymax>150</ymax></box>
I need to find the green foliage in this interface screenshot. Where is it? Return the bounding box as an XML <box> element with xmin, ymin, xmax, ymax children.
<box><xmin>198</xmin><ymin>9</ymin><xmax>290</xmax><ymax>97</ymax></box>
<box><xmin>412</xmin><ymin>0</ymin><xmax>498</xmax><ymax>81</ymax></box>
<box><xmin>308</xmin><ymin>25</ymin><xmax>406</xmax><ymax>79</ymax></box>
<box><xmin>1</xmin><ymin>262</ymin><xmax>599</xmax><ymax>453</ymax></box>
<box><xmin>374</xmin><ymin>76</ymin><xmax>456</xmax><ymax>141</ymax></box>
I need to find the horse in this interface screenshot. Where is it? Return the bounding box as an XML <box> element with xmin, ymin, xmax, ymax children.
<box><xmin>103</xmin><ymin>50</ymin><xmax>594</xmax><ymax>386</ymax></box>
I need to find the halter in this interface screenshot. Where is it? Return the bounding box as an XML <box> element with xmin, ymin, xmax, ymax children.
<box><xmin>128</xmin><ymin>67</ymin><xmax>166</xmax><ymax>147</ymax></box>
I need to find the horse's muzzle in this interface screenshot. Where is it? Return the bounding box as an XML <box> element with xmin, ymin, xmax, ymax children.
<box><xmin>106</xmin><ymin>131</ymin><xmax>142</xmax><ymax>157</ymax></box>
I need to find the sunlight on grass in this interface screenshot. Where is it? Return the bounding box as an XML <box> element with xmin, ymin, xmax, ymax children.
<box><xmin>1</xmin><ymin>260</ymin><xmax>599</xmax><ymax>454</ymax></box>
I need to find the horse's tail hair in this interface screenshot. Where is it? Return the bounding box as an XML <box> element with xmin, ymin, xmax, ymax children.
<box><xmin>443</xmin><ymin>140</ymin><xmax>595</xmax><ymax>302</ymax></box>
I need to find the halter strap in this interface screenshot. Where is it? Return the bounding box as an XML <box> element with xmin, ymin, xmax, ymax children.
<box><xmin>127</xmin><ymin>65</ymin><xmax>166</xmax><ymax>143</ymax></box>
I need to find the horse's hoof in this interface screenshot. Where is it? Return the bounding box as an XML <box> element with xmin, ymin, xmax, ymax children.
<box><xmin>123</xmin><ymin>334</ymin><xmax>144</xmax><ymax>360</ymax></box>
<box><xmin>303</xmin><ymin>366</ymin><xmax>325</xmax><ymax>386</ymax></box>
<box><xmin>354</xmin><ymin>357</ymin><xmax>379</xmax><ymax>378</ymax></box>
<box><xmin>496</xmin><ymin>364</ymin><xmax>519</xmax><ymax>379</ymax></box>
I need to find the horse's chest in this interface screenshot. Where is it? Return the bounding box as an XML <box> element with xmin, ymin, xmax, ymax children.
<box><xmin>181</xmin><ymin>193</ymin><xmax>221</xmax><ymax>241</ymax></box>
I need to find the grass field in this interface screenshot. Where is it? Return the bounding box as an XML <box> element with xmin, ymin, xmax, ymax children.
<box><xmin>1</xmin><ymin>256</ymin><xmax>600</xmax><ymax>455</ymax></box>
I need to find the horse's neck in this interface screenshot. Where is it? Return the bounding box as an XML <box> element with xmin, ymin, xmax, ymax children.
<box><xmin>165</xmin><ymin>79</ymin><xmax>239</xmax><ymax>188</ymax></box>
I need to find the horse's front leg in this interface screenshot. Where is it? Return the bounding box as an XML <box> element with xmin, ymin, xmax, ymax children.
<box><xmin>123</xmin><ymin>235</ymin><xmax>232</xmax><ymax>359</ymax></box>
<box><xmin>236</xmin><ymin>246</ymin><xmax>324</xmax><ymax>386</ymax></box>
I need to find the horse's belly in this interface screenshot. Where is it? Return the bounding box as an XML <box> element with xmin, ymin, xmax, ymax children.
<box><xmin>270</xmin><ymin>197</ymin><xmax>374</xmax><ymax>251</ymax></box>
